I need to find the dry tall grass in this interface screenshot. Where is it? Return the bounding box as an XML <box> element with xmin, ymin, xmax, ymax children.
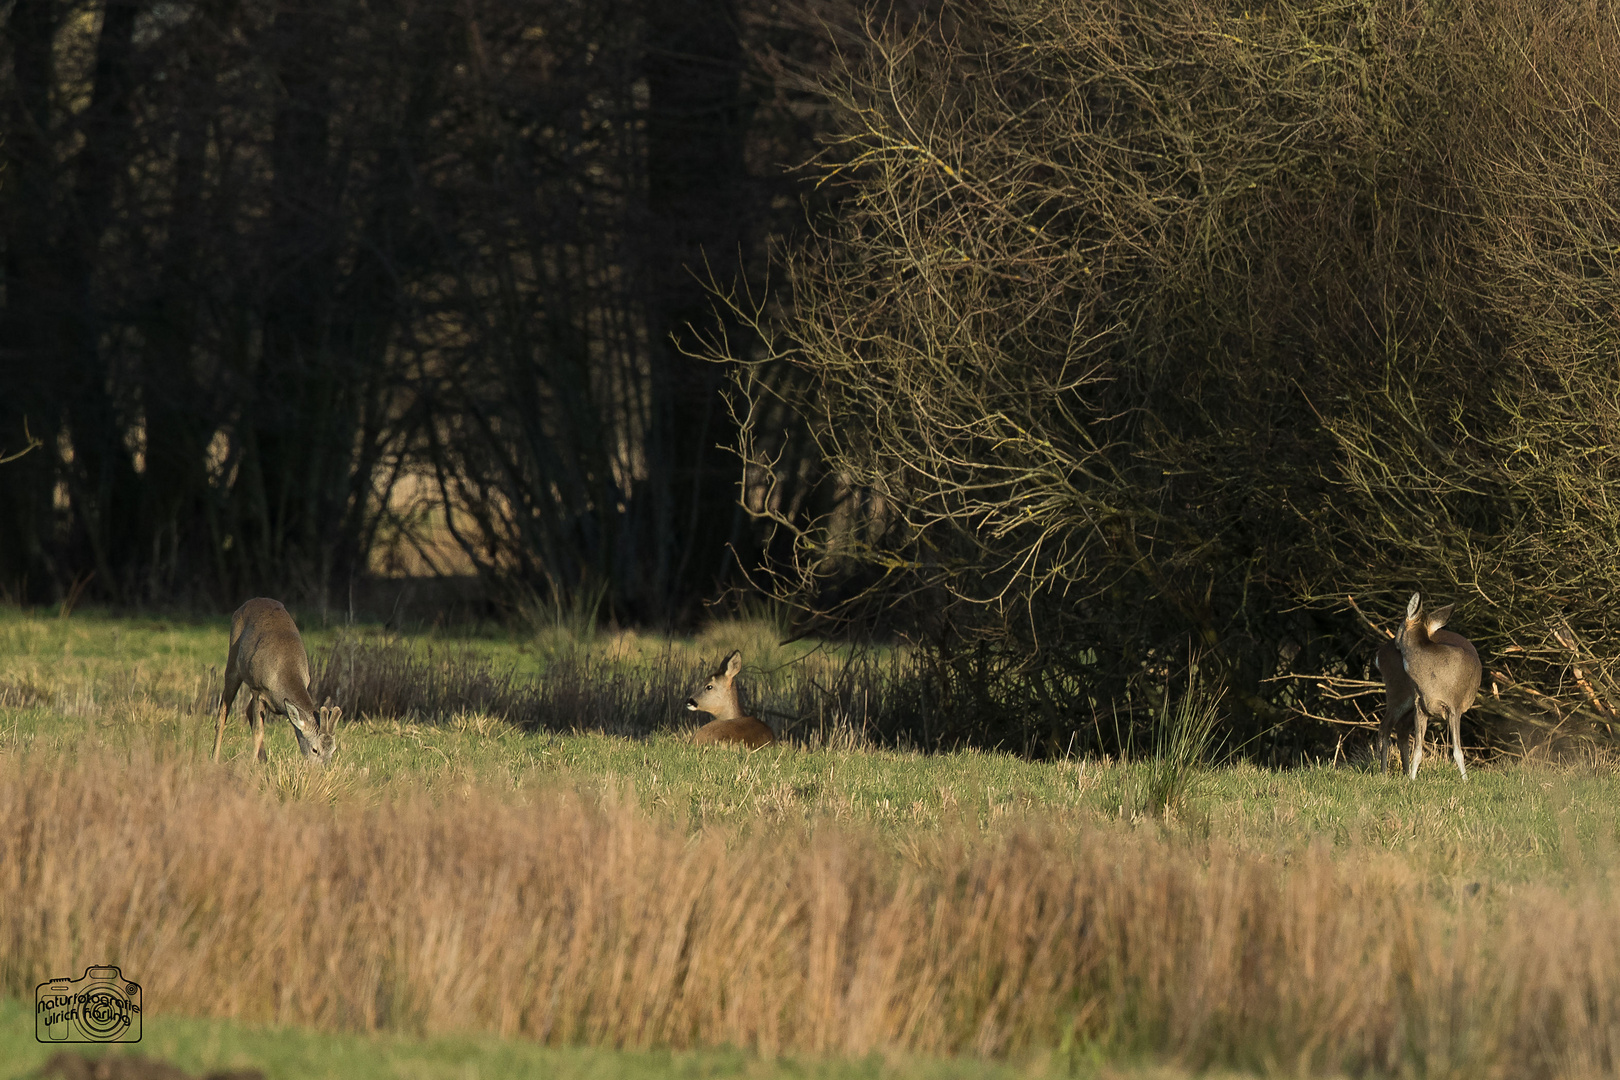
<box><xmin>2</xmin><ymin>748</ymin><xmax>1617</xmax><ymax>1077</ymax></box>
<box><xmin>306</xmin><ymin>633</ymin><xmax>916</xmax><ymax>746</ymax></box>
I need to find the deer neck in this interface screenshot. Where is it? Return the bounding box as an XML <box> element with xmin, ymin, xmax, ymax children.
<box><xmin>711</xmin><ymin>687</ymin><xmax>745</xmax><ymax>721</ymax></box>
<box><xmin>1402</xmin><ymin>620</ymin><xmax>1433</xmax><ymax>651</ymax></box>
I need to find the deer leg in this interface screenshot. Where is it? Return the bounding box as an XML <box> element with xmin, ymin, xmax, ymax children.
<box><xmin>1407</xmin><ymin>703</ymin><xmax>1426</xmax><ymax>780</ymax></box>
<box><xmin>1448</xmin><ymin>705</ymin><xmax>1468</xmax><ymax>780</ymax></box>
<box><xmin>250</xmin><ymin>696</ymin><xmax>267</xmax><ymax>763</ymax></box>
<box><xmin>213</xmin><ymin>673</ymin><xmax>241</xmax><ymax>763</ymax></box>
<box><xmin>1382</xmin><ymin>696</ymin><xmax>1414</xmax><ymax>776</ymax></box>
<box><xmin>1393</xmin><ymin>701</ymin><xmax>1413</xmax><ymax>777</ymax></box>
<box><xmin>212</xmin><ymin>702</ymin><xmax>230</xmax><ymax>763</ymax></box>
<box><xmin>1378</xmin><ymin>707</ymin><xmax>1393</xmax><ymax>775</ymax></box>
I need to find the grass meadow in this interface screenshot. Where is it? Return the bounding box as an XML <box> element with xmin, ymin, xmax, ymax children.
<box><xmin>2</xmin><ymin>607</ymin><xmax>1619</xmax><ymax>1079</ymax></box>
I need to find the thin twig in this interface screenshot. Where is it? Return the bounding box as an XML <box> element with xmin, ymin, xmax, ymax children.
<box><xmin>1345</xmin><ymin>595</ymin><xmax>1395</xmax><ymax>641</ymax></box>
<box><xmin>1290</xmin><ymin>706</ymin><xmax>1377</xmax><ymax>729</ymax></box>
<box><xmin>1553</xmin><ymin>628</ymin><xmax>1617</xmax><ymax>723</ymax></box>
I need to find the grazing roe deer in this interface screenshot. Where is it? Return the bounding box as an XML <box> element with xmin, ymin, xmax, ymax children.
<box><xmin>1375</xmin><ymin>639</ymin><xmax>1418</xmax><ymax>776</ymax></box>
<box><xmin>1394</xmin><ymin>592</ymin><xmax>1480</xmax><ymax>780</ymax></box>
<box><xmin>686</xmin><ymin>650</ymin><xmax>776</xmax><ymax>748</ymax></box>
<box><xmin>212</xmin><ymin>598</ymin><xmax>339</xmax><ymax>765</ymax></box>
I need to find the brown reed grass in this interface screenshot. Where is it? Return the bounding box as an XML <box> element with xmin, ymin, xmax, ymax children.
<box><xmin>1</xmin><ymin>747</ymin><xmax>1617</xmax><ymax>1078</ymax></box>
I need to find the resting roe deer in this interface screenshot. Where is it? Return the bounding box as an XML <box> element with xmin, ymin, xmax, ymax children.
<box><xmin>1394</xmin><ymin>592</ymin><xmax>1480</xmax><ymax>780</ymax></box>
<box><xmin>686</xmin><ymin>650</ymin><xmax>776</xmax><ymax>749</ymax></box>
<box><xmin>212</xmin><ymin>598</ymin><xmax>339</xmax><ymax>765</ymax></box>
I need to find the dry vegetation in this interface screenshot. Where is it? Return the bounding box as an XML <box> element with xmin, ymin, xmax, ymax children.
<box><xmin>2</xmin><ymin>612</ymin><xmax>1620</xmax><ymax>1077</ymax></box>
<box><xmin>2</xmin><ymin>746</ymin><xmax>1619</xmax><ymax>1078</ymax></box>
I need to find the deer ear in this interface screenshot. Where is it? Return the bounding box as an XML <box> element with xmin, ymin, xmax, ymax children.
<box><xmin>1406</xmin><ymin>593</ymin><xmax>1421</xmax><ymax>619</ymax></box>
<box><xmin>285</xmin><ymin>701</ymin><xmax>318</xmax><ymax>739</ymax></box>
<box><xmin>724</xmin><ymin>651</ymin><xmax>743</xmax><ymax>678</ymax></box>
<box><xmin>1427</xmin><ymin>604</ymin><xmax>1454</xmax><ymax>634</ymax></box>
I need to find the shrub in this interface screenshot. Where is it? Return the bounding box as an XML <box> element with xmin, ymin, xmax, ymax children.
<box><xmin>721</xmin><ymin>0</ymin><xmax>1620</xmax><ymax>758</ymax></box>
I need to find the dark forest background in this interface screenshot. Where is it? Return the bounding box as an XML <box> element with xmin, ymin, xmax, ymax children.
<box><xmin>5</xmin><ymin>0</ymin><xmax>1620</xmax><ymax>758</ymax></box>
<box><xmin>0</xmin><ymin>0</ymin><xmax>874</xmax><ymax>621</ymax></box>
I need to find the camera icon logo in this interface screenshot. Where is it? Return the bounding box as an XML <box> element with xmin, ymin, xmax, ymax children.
<box><xmin>36</xmin><ymin>966</ymin><xmax>142</xmax><ymax>1043</ymax></box>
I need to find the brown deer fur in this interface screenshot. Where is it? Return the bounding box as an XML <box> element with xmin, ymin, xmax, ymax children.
<box><xmin>686</xmin><ymin>651</ymin><xmax>775</xmax><ymax>749</ymax></box>
<box><xmin>212</xmin><ymin>598</ymin><xmax>339</xmax><ymax>765</ymax></box>
<box><xmin>1394</xmin><ymin>592</ymin><xmax>1480</xmax><ymax>780</ymax></box>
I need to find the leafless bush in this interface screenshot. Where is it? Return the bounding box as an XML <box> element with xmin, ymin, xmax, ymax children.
<box><xmin>718</xmin><ymin>0</ymin><xmax>1620</xmax><ymax>758</ymax></box>
<box><xmin>1312</xmin><ymin>1</ymin><xmax>1620</xmax><ymax>748</ymax></box>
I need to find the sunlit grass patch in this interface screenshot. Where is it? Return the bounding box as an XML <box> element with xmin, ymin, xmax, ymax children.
<box><xmin>446</xmin><ymin>708</ymin><xmax>513</xmax><ymax>738</ymax></box>
<box><xmin>0</xmin><ymin>996</ymin><xmax>1233</xmax><ymax>1080</ymax></box>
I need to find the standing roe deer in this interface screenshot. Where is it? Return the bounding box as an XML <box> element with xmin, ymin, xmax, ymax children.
<box><xmin>1394</xmin><ymin>591</ymin><xmax>1480</xmax><ymax>780</ymax></box>
<box><xmin>686</xmin><ymin>650</ymin><xmax>776</xmax><ymax>748</ymax></box>
<box><xmin>212</xmin><ymin>598</ymin><xmax>339</xmax><ymax>765</ymax></box>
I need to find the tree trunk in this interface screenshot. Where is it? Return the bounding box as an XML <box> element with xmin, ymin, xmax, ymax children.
<box><xmin>0</xmin><ymin>0</ymin><xmax>63</xmax><ymax>597</ymax></box>
<box><xmin>237</xmin><ymin>1</ymin><xmax>344</xmax><ymax>597</ymax></box>
<box><xmin>61</xmin><ymin>0</ymin><xmax>145</xmax><ymax>600</ymax></box>
<box><xmin>642</xmin><ymin>0</ymin><xmax>748</xmax><ymax>618</ymax></box>
<box><xmin>138</xmin><ymin>1</ymin><xmax>238</xmax><ymax>603</ymax></box>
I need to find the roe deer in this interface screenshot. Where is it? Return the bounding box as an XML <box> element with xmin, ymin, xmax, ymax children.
<box><xmin>686</xmin><ymin>650</ymin><xmax>776</xmax><ymax>748</ymax></box>
<box><xmin>1375</xmin><ymin>639</ymin><xmax>1418</xmax><ymax>775</ymax></box>
<box><xmin>1394</xmin><ymin>592</ymin><xmax>1480</xmax><ymax>780</ymax></box>
<box><xmin>212</xmin><ymin>598</ymin><xmax>339</xmax><ymax>765</ymax></box>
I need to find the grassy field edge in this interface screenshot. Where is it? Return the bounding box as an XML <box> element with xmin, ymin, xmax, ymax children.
<box><xmin>0</xmin><ymin>997</ymin><xmax>1242</xmax><ymax>1080</ymax></box>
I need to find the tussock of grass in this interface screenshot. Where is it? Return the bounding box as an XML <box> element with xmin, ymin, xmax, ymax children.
<box><xmin>1143</xmin><ymin>665</ymin><xmax>1225</xmax><ymax>819</ymax></box>
<box><xmin>256</xmin><ymin>754</ymin><xmax>365</xmax><ymax>805</ymax></box>
<box><xmin>2</xmin><ymin>747</ymin><xmax>1619</xmax><ymax>1077</ymax></box>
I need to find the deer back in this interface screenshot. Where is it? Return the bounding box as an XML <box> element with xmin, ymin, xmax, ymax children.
<box><xmin>228</xmin><ymin>598</ymin><xmax>317</xmax><ymax>718</ymax></box>
<box><xmin>1397</xmin><ymin>595</ymin><xmax>1482</xmax><ymax>715</ymax></box>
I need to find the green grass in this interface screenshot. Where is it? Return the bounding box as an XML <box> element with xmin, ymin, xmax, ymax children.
<box><xmin>0</xmin><ymin>602</ymin><xmax>860</xmax><ymax>690</ymax></box>
<box><xmin>1</xmin><ymin>603</ymin><xmax>1616</xmax><ymax>880</ymax></box>
<box><xmin>4</xmin><ymin>699</ymin><xmax>1613</xmax><ymax>888</ymax></box>
<box><xmin>3</xmin><ymin>606</ymin><xmax>1620</xmax><ymax>1078</ymax></box>
<box><xmin>0</xmin><ymin>998</ymin><xmax>1269</xmax><ymax>1080</ymax></box>
<box><xmin>11</xmin><ymin>706</ymin><xmax>1618</xmax><ymax>878</ymax></box>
